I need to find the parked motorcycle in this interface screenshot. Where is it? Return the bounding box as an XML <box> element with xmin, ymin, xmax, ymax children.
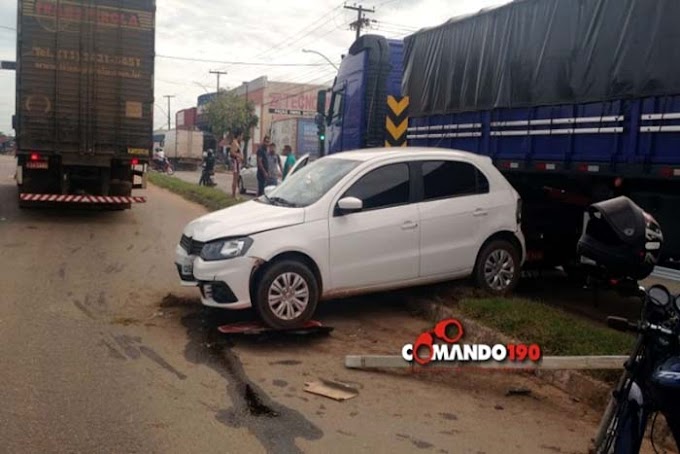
<box><xmin>198</xmin><ymin>150</ymin><xmax>216</xmax><ymax>186</ymax></box>
<box><xmin>198</xmin><ymin>164</ymin><xmax>216</xmax><ymax>186</ymax></box>
<box><xmin>576</xmin><ymin>196</ymin><xmax>675</xmax><ymax>453</ymax></box>
<box><xmin>590</xmin><ymin>282</ymin><xmax>680</xmax><ymax>453</ymax></box>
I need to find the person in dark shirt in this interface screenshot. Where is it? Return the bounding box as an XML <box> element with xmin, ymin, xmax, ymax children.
<box><xmin>256</xmin><ymin>135</ymin><xmax>271</xmax><ymax>196</ymax></box>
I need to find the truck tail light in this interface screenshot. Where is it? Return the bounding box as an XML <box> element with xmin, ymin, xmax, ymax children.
<box><xmin>516</xmin><ymin>197</ymin><xmax>522</xmax><ymax>225</ymax></box>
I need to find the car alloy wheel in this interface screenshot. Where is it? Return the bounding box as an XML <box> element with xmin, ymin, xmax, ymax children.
<box><xmin>267</xmin><ymin>272</ymin><xmax>310</xmax><ymax>321</ymax></box>
<box><xmin>483</xmin><ymin>249</ymin><xmax>515</xmax><ymax>291</ymax></box>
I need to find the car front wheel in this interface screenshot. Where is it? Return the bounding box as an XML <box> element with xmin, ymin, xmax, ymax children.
<box><xmin>473</xmin><ymin>239</ymin><xmax>520</xmax><ymax>294</ymax></box>
<box><xmin>254</xmin><ymin>260</ymin><xmax>319</xmax><ymax>329</ymax></box>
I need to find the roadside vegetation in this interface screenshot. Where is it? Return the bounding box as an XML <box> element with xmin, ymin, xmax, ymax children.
<box><xmin>458</xmin><ymin>297</ymin><xmax>634</xmax><ymax>357</ymax></box>
<box><xmin>147</xmin><ymin>172</ymin><xmax>243</xmax><ymax>211</ymax></box>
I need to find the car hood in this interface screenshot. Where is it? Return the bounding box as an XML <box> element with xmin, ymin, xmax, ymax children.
<box><xmin>183</xmin><ymin>200</ymin><xmax>305</xmax><ymax>242</ymax></box>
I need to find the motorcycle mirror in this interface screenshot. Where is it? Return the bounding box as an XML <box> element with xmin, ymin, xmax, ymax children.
<box><xmin>648</xmin><ymin>284</ymin><xmax>671</xmax><ymax>307</ymax></box>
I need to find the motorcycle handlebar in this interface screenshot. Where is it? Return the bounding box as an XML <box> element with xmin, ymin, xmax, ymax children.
<box><xmin>607</xmin><ymin>316</ymin><xmax>675</xmax><ymax>337</ymax></box>
<box><xmin>607</xmin><ymin>316</ymin><xmax>638</xmax><ymax>333</ymax></box>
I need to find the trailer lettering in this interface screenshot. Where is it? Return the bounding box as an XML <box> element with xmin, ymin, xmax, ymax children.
<box><xmin>31</xmin><ymin>0</ymin><xmax>146</xmax><ymax>30</ymax></box>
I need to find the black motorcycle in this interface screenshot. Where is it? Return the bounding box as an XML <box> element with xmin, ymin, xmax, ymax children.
<box><xmin>592</xmin><ymin>281</ymin><xmax>680</xmax><ymax>453</ymax></box>
<box><xmin>198</xmin><ymin>152</ymin><xmax>216</xmax><ymax>186</ymax></box>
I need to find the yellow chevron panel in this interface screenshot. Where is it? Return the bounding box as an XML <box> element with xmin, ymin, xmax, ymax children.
<box><xmin>386</xmin><ymin>116</ymin><xmax>408</xmax><ymax>139</ymax></box>
<box><xmin>387</xmin><ymin>96</ymin><xmax>410</xmax><ymax>117</ymax></box>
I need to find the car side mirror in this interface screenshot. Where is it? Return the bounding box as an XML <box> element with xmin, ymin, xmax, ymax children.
<box><xmin>264</xmin><ymin>185</ymin><xmax>276</xmax><ymax>197</ymax></box>
<box><xmin>336</xmin><ymin>196</ymin><xmax>363</xmax><ymax>215</ymax></box>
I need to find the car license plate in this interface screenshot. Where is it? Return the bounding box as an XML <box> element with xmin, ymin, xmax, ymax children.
<box><xmin>182</xmin><ymin>264</ymin><xmax>193</xmax><ymax>276</ymax></box>
<box><xmin>26</xmin><ymin>161</ymin><xmax>49</xmax><ymax>169</ymax></box>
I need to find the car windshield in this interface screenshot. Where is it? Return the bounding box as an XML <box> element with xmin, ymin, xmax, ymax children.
<box><xmin>259</xmin><ymin>158</ymin><xmax>359</xmax><ymax>208</ymax></box>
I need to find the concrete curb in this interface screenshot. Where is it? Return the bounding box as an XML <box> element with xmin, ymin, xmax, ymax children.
<box><xmin>404</xmin><ymin>295</ymin><xmax>612</xmax><ymax>410</ymax></box>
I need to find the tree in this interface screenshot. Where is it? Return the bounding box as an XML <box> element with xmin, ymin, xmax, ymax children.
<box><xmin>204</xmin><ymin>90</ymin><xmax>258</xmax><ymax>160</ymax></box>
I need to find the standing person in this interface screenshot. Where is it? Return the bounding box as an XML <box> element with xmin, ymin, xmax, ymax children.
<box><xmin>256</xmin><ymin>135</ymin><xmax>271</xmax><ymax>196</ymax></box>
<box><xmin>266</xmin><ymin>143</ymin><xmax>282</xmax><ymax>187</ymax></box>
<box><xmin>282</xmin><ymin>145</ymin><xmax>296</xmax><ymax>181</ymax></box>
<box><xmin>229</xmin><ymin>130</ymin><xmax>244</xmax><ymax>200</ymax></box>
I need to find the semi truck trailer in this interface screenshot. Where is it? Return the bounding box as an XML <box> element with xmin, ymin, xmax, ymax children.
<box><xmin>320</xmin><ymin>0</ymin><xmax>680</xmax><ymax>268</ymax></box>
<box><xmin>13</xmin><ymin>0</ymin><xmax>155</xmax><ymax>208</ymax></box>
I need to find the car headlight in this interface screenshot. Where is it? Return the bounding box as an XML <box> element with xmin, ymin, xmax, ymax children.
<box><xmin>200</xmin><ymin>237</ymin><xmax>253</xmax><ymax>261</ymax></box>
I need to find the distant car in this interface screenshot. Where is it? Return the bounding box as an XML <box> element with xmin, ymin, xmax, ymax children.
<box><xmin>239</xmin><ymin>154</ymin><xmax>310</xmax><ymax>194</ymax></box>
<box><xmin>176</xmin><ymin>148</ymin><xmax>525</xmax><ymax>329</ymax></box>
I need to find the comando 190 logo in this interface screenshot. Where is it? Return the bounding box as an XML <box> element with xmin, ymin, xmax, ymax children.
<box><xmin>401</xmin><ymin>318</ymin><xmax>542</xmax><ymax>366</ymax></box>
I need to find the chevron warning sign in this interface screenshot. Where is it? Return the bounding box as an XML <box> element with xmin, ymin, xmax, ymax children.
<box><xmin>385</xmin><ymin>96</ymin><xmax>409</xmax><ymax>147</ymax></box>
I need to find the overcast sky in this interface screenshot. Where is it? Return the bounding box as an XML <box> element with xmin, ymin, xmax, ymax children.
<box><xmin>0</xmin><ymin>0</ymin><xmax>510</xmax><ymax>134</ymax></box>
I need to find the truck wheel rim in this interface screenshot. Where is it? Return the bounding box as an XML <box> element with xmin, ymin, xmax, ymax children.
<box><xmin>268</xmin><ymin>272</ymin><xmax>309</xmax><ymax>320</ymax></box>
<box><xmin>484</xmin><ymin>250</ymin><xmax>515</xmax><ymax>291</ymax></box>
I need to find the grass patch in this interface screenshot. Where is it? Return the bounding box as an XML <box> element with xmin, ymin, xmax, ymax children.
<box><xmin>148</xmin><ymin>172</ymin><xmax>243</xmax><ymax>211</ymax></box>
<box><xmin>458</xmin><ymin>297</ymin><xmax>634</xmax><ymax>357</ymax></box>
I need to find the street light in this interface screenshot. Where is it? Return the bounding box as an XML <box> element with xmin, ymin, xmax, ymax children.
<box><xmin>302</xmin><ymin>49</ymin><xmax>339</xmax><ymax>70</ymax></box>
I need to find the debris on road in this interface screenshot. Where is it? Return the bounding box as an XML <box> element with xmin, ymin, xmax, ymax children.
<box><xmin>218</xmin><ymin>320</ymin><xmax>333</xmax><ymax>336</ymax></box>
<box><xmin>506</xmin><ymin>387</ymin><xmax>532</xmax><ymax>397</ymax></box>
<box><xmin>304</xmin><ymin>379</ymin><xmax>359</xmax><ymax>401</ymax></box>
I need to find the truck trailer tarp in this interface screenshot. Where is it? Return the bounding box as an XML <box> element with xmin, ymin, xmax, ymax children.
<box><xmin>403</xmin><ymin>0</ymin><xmax>680</xmax><ymax>117</ymax></box>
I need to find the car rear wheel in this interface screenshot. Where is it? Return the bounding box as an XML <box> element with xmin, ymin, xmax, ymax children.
<box><xmin>254</xmin><ymin>260</ymin><xmax>319</xmax><ymax>329</ymax></box>
<box><xmin>473</xmin><ymin>239</ymin><xmax>520</xmax><ymax>294</ymax></box>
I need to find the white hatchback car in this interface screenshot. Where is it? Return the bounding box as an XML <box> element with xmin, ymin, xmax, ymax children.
<box><xmin>176</xmin><ymin>148</ymin><xmax>525</xmax><ymax>329</ymax></box>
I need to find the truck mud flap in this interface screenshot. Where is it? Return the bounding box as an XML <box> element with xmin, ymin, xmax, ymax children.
<box><xmin>19</xmin><ymin>194</ymin><xmax>146</xmax><ymax>203</ymax></box>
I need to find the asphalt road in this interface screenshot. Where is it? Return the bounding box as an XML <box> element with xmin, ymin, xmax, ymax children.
<box><xmin>0</xmin><ymin>154</ymin><xmax>620</xmax><ymax>454</ymax></box>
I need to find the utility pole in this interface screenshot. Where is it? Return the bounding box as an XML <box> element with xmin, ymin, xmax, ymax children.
<box><xmin>209</xmin><ymin>70</ymin><xmax>228</xmax><ymax>93</ymax></box>
<box><xmin>163</xmin><ymin>95</ymin><xmax>175</xmax><ymax>130</ymax></box>
<box><xmin>344</xmin><ymin>3</ymin><xmax>375</xmax><ymax>41</ymax></box>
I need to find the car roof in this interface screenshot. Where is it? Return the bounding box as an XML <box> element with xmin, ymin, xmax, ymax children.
<box><xmin>324</xmin><ymin>147</ymin><xmax>492</xmax><ymax>165</ymax></box>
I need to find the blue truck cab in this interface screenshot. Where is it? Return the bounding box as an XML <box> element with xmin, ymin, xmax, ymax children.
<box><xmin>320</xmin><ymin>0</ymin><xmax>680</xmax><ymax>267</ymax></box>
<box><xmin>326</xmin><ymin>36</ymin><xmax>403</xmax><ymax>154</ymax></box>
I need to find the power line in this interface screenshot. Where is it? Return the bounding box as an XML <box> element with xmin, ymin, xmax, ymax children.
<box><xmin>0</xmin><ymin>25</ymin><xmax>15</xmax><ymax>31</ymax></box>
<box><xmin>264</xmin><ymin>12</ymin><xmax>345</xmax><ymax>64</ymax></box>
<box><xmin>156</xmin><ymin>54</ymin><xmax>328</xmax><ymax>67</ymax></box>
<box><xmin>374</xmin><ymin>0</ymin><xmax>402</xmax><ymax>8</ymax></box>
<box><xmin>250</xmin><ymin>2</ymin><xmax>345</xmax><ymax>62</ymax></box>
<box><xmin>375</xmin><ymin>20</ymin><xmax>417</xmax><ymax>32</ymax></box>
<box><xmin>210</xmin><ymin>2</ymin><xmax>345</xmax><ymax>75</ymax></box>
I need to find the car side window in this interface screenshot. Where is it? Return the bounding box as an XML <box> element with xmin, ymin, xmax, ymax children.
<box><xmin>421</xmin><ymin>160</ymin><xmax>489</xmax><ymax>201</ymax></box>
<box><xmin>343</xmin><ymin>163</ymin><xmax>410</xmax><ymax>211</ymax></box>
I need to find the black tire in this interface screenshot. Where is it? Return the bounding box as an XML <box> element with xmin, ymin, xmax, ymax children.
<box><xmin>253</xmin><ymin>259</ymin><xmax>319</xmax><ymax>329</ymax></box>
<box><xmin>473</xmin><ymin>239</ymin><xmax>521</xmax><ymax>294</ymax></box>
<box><xmin>239</xmin><ymin>177</ymin><xmax>246</xmax><ymax>194</ymax></box>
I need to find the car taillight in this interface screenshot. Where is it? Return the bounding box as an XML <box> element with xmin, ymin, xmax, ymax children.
<box><xmin>516</xmin><ymin>198</ymin><xmax>522</xmax><ymax>225</ymax></box>
<box><xmin>30</xmin><ymin>153</ymin><xmax>40</xmax><ymax>161</ymax></box>
<box><xmin>131</xmin><ymin>158</ymin><xmax>139</xmax><ymax>166</ymax></box>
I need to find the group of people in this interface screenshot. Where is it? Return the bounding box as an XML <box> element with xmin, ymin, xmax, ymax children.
<box><xmin>228</xmin><ymin>132</ymin><xmax>297</xmax><ymax>198</ymax></box>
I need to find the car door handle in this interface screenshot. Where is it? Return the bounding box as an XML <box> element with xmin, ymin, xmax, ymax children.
<box><xmin>401</xmin><ymin>221</ymin><xmax>419</xmax><ymax>230</ymax></box>
<box><xmin>473</xmin><ymin>208</ymin><xmax>488</xmax><ymax>217</ymax></box>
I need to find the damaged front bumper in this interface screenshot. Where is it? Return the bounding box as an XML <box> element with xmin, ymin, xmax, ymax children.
<box><xmin>175</xmin><ymin>244</ymin><xmax>261</xmax><ymax>310</ymax></box>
